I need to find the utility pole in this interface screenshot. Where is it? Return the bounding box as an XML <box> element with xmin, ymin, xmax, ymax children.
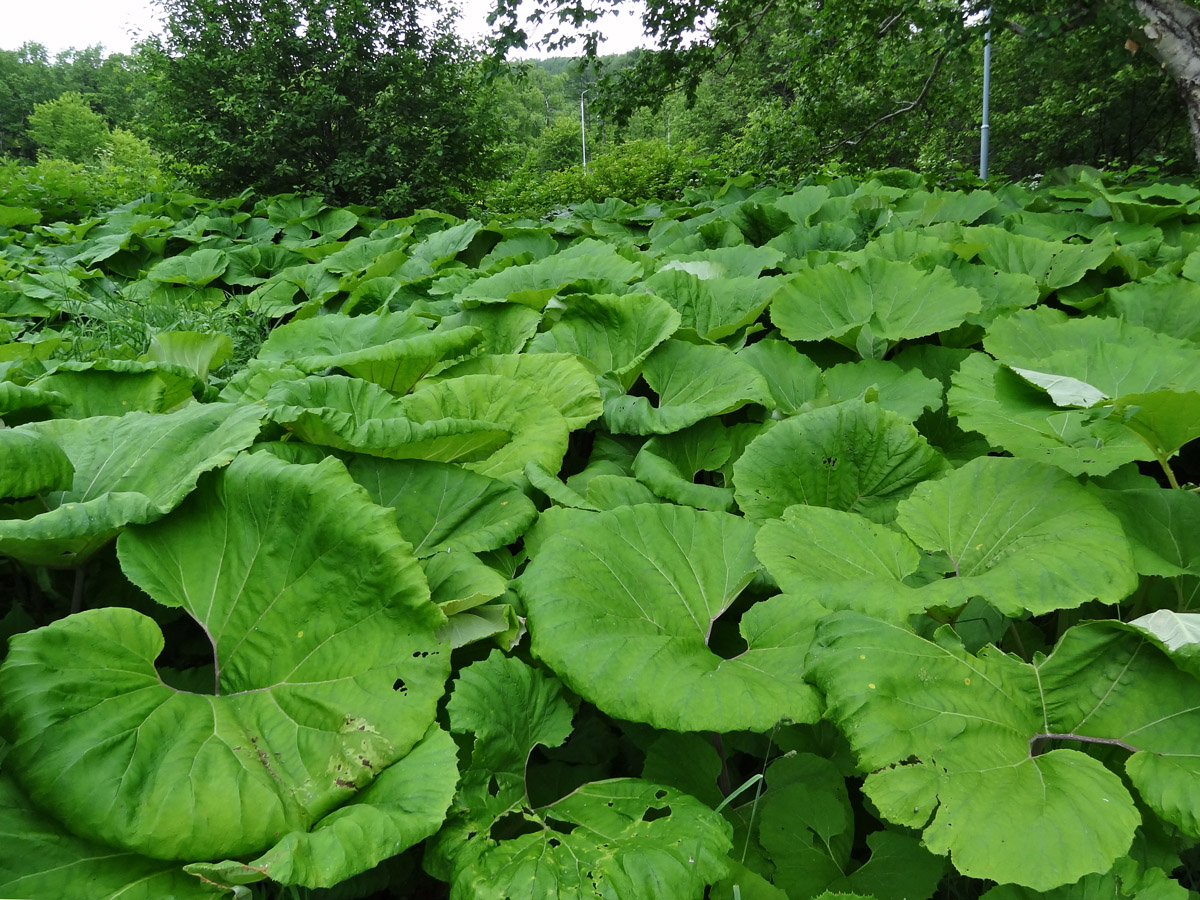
<box><xmin>980</xmin><ymin>7</ymin><xmax>992</xmax><ymax>180</ymax></box>
<box><xmin>581</xmin><ymin>86</ymin><xmax>589</xmax><ymax>174</ymax></box>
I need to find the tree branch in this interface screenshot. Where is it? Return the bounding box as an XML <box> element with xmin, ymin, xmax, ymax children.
<box><xmin>820</xmin><ymin>48</ymin><xmax>947</xmax><ymax>153</ymax></box>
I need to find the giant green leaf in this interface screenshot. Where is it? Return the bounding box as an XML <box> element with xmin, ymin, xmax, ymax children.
<box><xmin>518</xmin><ymin>503</ymin><xmax>823</xmax><ymax>732</ymax></box>
<box><xmin>342</xmin><ymin>455</ymin><xmax>537</xmax><ymax>557</ymax></box>
<box><xmin>435</xmin><ymin>351</ymin><xmax>603</xmax><ymax>429</ymax></box>
<box><xmin>527</xmin><ymin>292</ymin><xmax>681</xmax><ymax>389</ymax></box>
<box><xmin>185</xmin><ymin>725</ymin><xmax>458</xmax><ymax>889</ymax></box>
<box><xmin>769</xmin><ymin>258</ymin><xmax>982</xmax><ymax>348</ymax></box>
<box><xmin>459</xmin><ymin>247</ymin><xmax>643</xmax><ymax>308</ymax></box>
<box><xmin>645</xmin><ymin>268</ymin><xmax>777</xmax><ymax>341</ymax></box>
<box><xmin>0</xmin><ymin>775</ymin><xmax>222</xmax><ymax>900</ymax></box>
<box><xmin>895</xmin><ymin>456</ymin><xmax>1137</xmax><ymax>615</ymax></box>
<box><xmin>401</xmin><ymin>373</ymin><xmax>570</xmax><ymax>483</ymax></box>
<box><xmin>144</xmin><ymin>330</ymin><xmax>234</xmax><ymax>381</ymax></box>
<box><xmin>949</xmin><ymin>353</ymin><xmax>1153</xmax><ymax>475</ymax></box>
<box><xmin>264</xmin><ymin>375</ymin><xmax>510</xmax><ymax>462</ymax></box>
<box><xmin>961</xmin><ymin>226</ymin><xmax>1115</xmax><ymax>294</ymax></box>
<box><xmin>0</xmin><ymin>453</ymin><xmax>450</xmax><ymax>867</ymax></box>
<box><xmin>822</xmin><ymin>359</ymin><xmax>943</xmax><ymax>422</ymax></box>
<box><xmin>806</xmin><ymin>614</ymin><xmax>1200</xmax><ymax>889</ymax></box>
<box><xmin>1104</xmin><ymin>276</ymin><xmax>1200</xmax><ymax>342</ymax></box>
<box><xmin>0</xmin><ymin>402</ymin><xmax>264</xmax><ymax>566</ymax></box>
<box><xmin>256</xmin><ymin>311</ymin><xmax>482</xmax><ymax>394</ymax></box>
<box><xmin>603</xmin><ymin>339</ymin><xmax>773</xmax><ymax>435</ymax></box>
<box><xmin>1095</xmin><ymin>488</ymin><xmax>1200</xmax><ymax>577</ymax></box>
<box><xmin>754</xmin><ymin>505</ymin><xmax>923</xmax><ymax>620</ymax></box>
<box><xmin>738</xmin><ymin>339</ymin><xmax>823</xmax><ymax>415</ymax></box>
<box><xmin>632</xmin><ymin>419</ymin><xmax>738</xmax><ymax>511</ymax></box>
<box><xmin>732</xmin><ymin>399</ymin><xmax>947</xmax><ymax>522</ymax></box>
<box><xmin>984</xmin><ymin>307</ymin><xmax>1200</xmax><ymax>396</ymax></box>
<box><xmin>449</xmin><ymin>779</ymin><xmax>733</xmax><ymax>900</ymax></box>
<box><xmin>0</xmin><ymin>428</ymin><xmax>73</xmax><ymax>498</ymax></box>
<box><xmin>31</xmin><ymin>359</ymin><xmax>199</xmax><ymax>416</ymax></box>
<box><xmin>145</xmin><ymin>247</ymin><xmax>229</xmax><ymax>287</ymax></box>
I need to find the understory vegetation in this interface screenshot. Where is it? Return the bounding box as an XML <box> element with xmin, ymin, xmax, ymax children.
<box><xmin>2</xmin><ymin>168</ymin><xmax>1200</xmax><ymax>899</ymax></box>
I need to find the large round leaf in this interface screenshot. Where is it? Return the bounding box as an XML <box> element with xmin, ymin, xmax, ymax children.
<box><xmin>733</xmin><ymin>399</ymin><xmax>948</xmax><ymax>522</ymax></box>
<box><xmin>948</xmin><ymin>352</ymin><xmax>1151</xmax><ymax>476</ymax></box>
<box><xmin>527</xmin><ymin>291</ymin><xmax>681</xmax><ymax>389</ymax></box>
<box><xmin>518</xmin><ymin>503</ymin><xmax>823</xmax><ymax>732</ymax></box>
<box><xmin>0</xmin><ymin>775</ymin><xmax>222</xmax><ymax>900</ymax></box>
<box><xmin>807</xmin><ymin>614</ymin><xmax>1144</xmax><ymax>890</ymax></box>
<box><xmin>256</xmin><ymin>311</ymin><xmax>482</xmax><ymax>394</ymax></box>
<box><xmin>896</xmin><ymin>457</ymin><xmax>1137</xmax><ymax>615</ymax></box>
<box><xmin>342</xmin><ymin>455</ymin><xmax>537</xmax><ymax>557</ymax></box>
<box><xmin>401</xmin><ymin>373</ymin><xmax>570</xmax><ymax>483</ymax></box>
<box><xmin>436</xmin><ymin>351</ymin><xmax>604</xmax><ymax>429</ymax></box>
<box><xmin>0</xmin><ymin>402</ymin><xmax>264</xmax><ymax>566</ymax></box>
<box><xmin>0</xmin><ymin>453</ymin><xmax>449</xmax><ymax>863</ymax></box>
<box><xmin>263</xmin><ymin>375</ymin><xmax>510</xmax><ymax>462</ymax></box>
<box><xmin>768</xmin><ymin>257</ymin><xmax>982</xmax><ymax>345</ymax></box>
<box><xmin>185</xmin><ymin>726</ymin><xmax>459</xmax><ymax>889</ymax></box>
<box><xmin>603</xmin><ymin>339</ymin><xmax>773</xmax><ymax>435</ymax></box>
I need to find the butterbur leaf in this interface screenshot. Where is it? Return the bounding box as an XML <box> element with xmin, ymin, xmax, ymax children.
<box><xmin>527</xmin><ymin>292</ymin><xmax>681</xmax><ymax>389</ymax></box>
<box><xmin>645</xmin><ymin>267</ymin><xmax>776</xmax><ymax>341</ymax></box>
<box><xmin>984</xmin><ymin>308</ymin><xmax>1200</xmax><ymax>396</ymax></box>
<box><xmin>186</xmin><ymin>726</ymin><xmax>459</xmax><ymax>890</ymax></box>
<box><xmin>822</xmin><ymin>359</ymin><xmax>943</xmax><ymax>421</ymax></box>
<box><xmin>343</xmin><ymin>455</ymin><xmax>536</xmax><ymax>557</ymax></box>
<box><xmin>447</xmin><ymin>779</ymin><xmax>733</xmax><ymax>900</ymax></box>
<box><xmin>447</xmin><ymin>651</ymin><xmax>575</xmax><ymax>814</ymax></box>
<box><xmin>733</xmin><ymin>399</ymin><xmax>948</xmax><ymax>522</ymax></box>
<box><xmin>144</xmin><ymin>330</ymin><xmax>234</xmax><ymax>381</ymax></box>
<box><xmin>769</xmin><ymin>257</ymin><xmax>982</xmax><ymax>348</ymax></box>
<box><xmin>518</xmin><ymin>504</ymin><xmax>823</xmax><ymax>732</ymax></box>
<box><xmin>401</xmin><ymin>373</ymin><xmax>570</xmax><ymax>483</ymax></box>
<box><xmin>256</xmin><ymin>311</ymin><xmax>482</xmax><ymax>394</ymax></box>
<box><xmin>808</xmin><ymin>613</ymin><xmax>1200</xmax><ymax>889</ymax></box>
<box><xmin>0</xmin><ymin>428</ymin><xmax>73</xmax><ymax>498</ymax></box>
<box><xmin>0</xmin><ymin>402</ymin><xmax>264</xmax><ymax>566</ymax></box>
<box><xmin>603</xmin><ymin>339</ymin><xmax>773</xmax><ymax>435</ymax></box>
<box><xmin>0</xmin><ymin>774</ymin><xmax>223</xmax><ymax>900</ymax></box>
<box><xmin>1095</xmin><ymin>488</ymin><xmax>1200</xmax><ymax>578</ymax></box>
<box><xmin>422</xmin><ymin>550</ymin><xmax>509</xmax><ymax>613</ymax></box>
<box><xmin>754</xmin><ymin>505</ymin><xmax>923</xmax><ymax>621</ymax></box>
<box><xmin>896</xmin><ymin>457</ymin><xmax>1136</xmax><ymax>615</ymax></box>
<box><xmin>1124</xmin><ymin>610</ymin><xmax>1200</xmax><ymax>678</ymax></box>
<box><xmin>949</xmin><ymin>353</ymin><xmax>1152</xmax><ymax>476</ymax></box>
<box><xmin>1109</xmin><ymin>389</ymin><xmax>1200</xmax><ymax>461</ymax></box>
<box><xmin>738</xmin><ymin>339</ymin><xmax>823</xmax><ymax>414</ymax></box>
<box><xmin>0</xmin><ymin>453</ymin><xmax>450</xmax><ymax>868</ymax></box>
<box><xmin>436</xmin><ymin>351</ymin><xmax>603</xmax><ymax>429</ymax></box>
<box><xmin>263</xmin><ymin>375</ymin><xmax>510</xmax><ymax>462</ymax></box>
<box><xmin>31</xmin><ymin>358</ymin><xmax>199</xmax><ymax>416</ymax></box>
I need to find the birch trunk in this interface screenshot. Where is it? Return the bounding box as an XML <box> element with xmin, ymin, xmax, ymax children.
<box><xmin>1130</xmin><ymin>0</ymin><xmax>1200</xmax><ymax>168</ymax></box>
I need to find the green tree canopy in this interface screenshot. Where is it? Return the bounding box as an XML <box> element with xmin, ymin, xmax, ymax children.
<box><xmin>142</xmin><ymin>0</ymin><xmax>502</xmax><ymax>214</ymax></box>
<box><xmin>27</xmin><ymin>92</ymin><xmax>111</xmax><ymax>162</ymax></box>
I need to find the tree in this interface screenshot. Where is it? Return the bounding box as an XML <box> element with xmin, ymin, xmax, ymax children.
<box><xmin>487</xmin><ymin>0</ymin><xmax>1200</xmax><ymax>172</ymax></box>
<box><xmin>141</xmin><ymin>0</ymin><xmax>502</xmax><ymax>214</ymax></box>
<box><xmin>26</xmin><ymin>92</ymin><xmax>112</xmax><ymax>162</ymax></box>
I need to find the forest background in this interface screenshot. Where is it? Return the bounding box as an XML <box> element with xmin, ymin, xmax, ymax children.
<box><xmin>0</xmin><ymin>0</ymin><xmax>1195</xmax><ymax>223</ymax></box>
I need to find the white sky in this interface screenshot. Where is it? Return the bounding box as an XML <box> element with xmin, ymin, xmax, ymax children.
<box><xmin>0</xmin><ymin>0</ymin><xmax>649</xmax><ymax>57</ymax></box>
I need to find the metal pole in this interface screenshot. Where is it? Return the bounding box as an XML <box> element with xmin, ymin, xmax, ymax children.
<box><xmin>980</xmin><ymin>7</ymin><xmax>992</xmax><ymax>180</ymax></box>
<box><xmin>581</xmin><ymin>88</ymin><xmax>588</xmax><ymax>174</ymax></box>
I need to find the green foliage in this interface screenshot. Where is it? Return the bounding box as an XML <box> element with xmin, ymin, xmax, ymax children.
<box><xmin>140</xmin><ymin>0</ymin><xmax>502</xmax><ymax>215</ymax></box>
<box><xmin>26</xmin><ymin>92</ymin><xmax>112</xmax><ymax>163</ymax></box>
<box><xmin>483</xmin><ymin>138</ymin><xmax>712</xmax><ymax>215</ymax></box>
<box><xmin>5</xmin><ymin>172</ymin><xmax>1200</xmax><ymax>898</ymax></box>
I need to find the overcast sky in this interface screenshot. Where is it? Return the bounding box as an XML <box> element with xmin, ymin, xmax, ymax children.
<box><xmin>0</xmin><ymin>0</ymin><xmax>649</xmax><ymax>57</ymax></box>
